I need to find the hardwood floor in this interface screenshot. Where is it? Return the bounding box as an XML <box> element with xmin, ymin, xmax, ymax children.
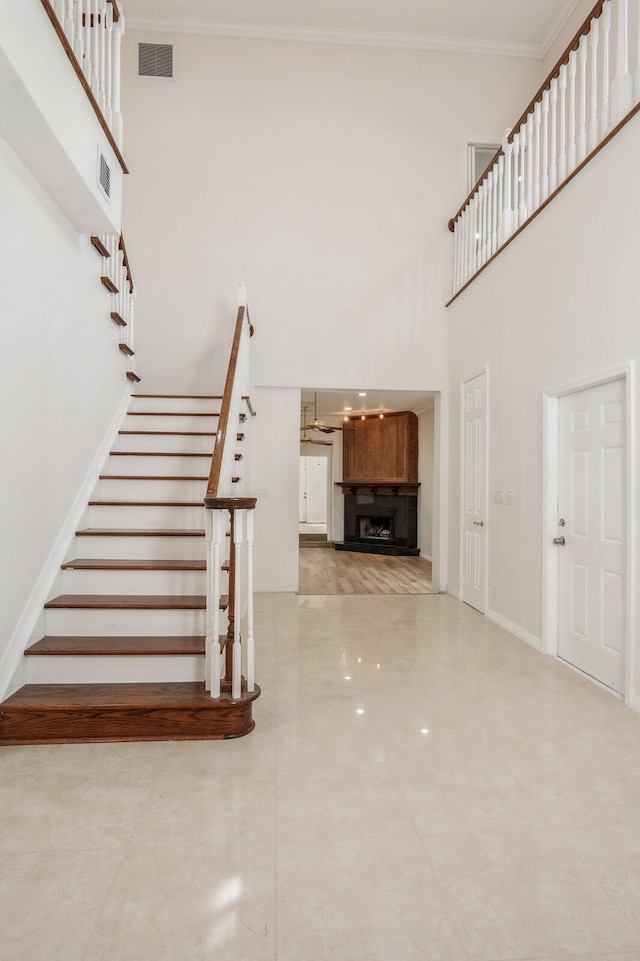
<box><xmin>298</xmin><ymin>547</ymin><xmax>433</xmax><ymax>595</ymax></box>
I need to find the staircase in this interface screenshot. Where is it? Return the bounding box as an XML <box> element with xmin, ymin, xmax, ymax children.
<box><xmin>0</xmin><ymin>392</ymin><xmax>259</xmax><ymax>744</ymax></box>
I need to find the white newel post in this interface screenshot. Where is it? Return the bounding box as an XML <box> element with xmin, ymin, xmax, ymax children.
<box><xmin>612</xmin><ymin>0</ymin><xmax>633</xmax><ymax>122</ymax></box>
<box><xmin>111</xmin><ymin>10</ymin><xmax>124</xmax><ymax>146</ymax></box>
<box><xmin>232</xmin><ymin>511</ymin><xmax>243</xmax><ymax>699</ymax></box>
<box><xmin>246</xmin><ymin>510</ymin><xmax>255</xmax><ymax>692</ymax></box>
<box><xmin>578</xmin><ymin>35</ymin><xmax>588</xmax><ymax>163</ymax></box>
<box><xmin>204</xmin><ymin>510</ymin><xmax>213</xmax><ymax>692</ymax></box>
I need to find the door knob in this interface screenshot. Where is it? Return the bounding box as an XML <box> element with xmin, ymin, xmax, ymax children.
<box><xmin>473</xmin><ymin>520</ymin><xmax>484</xmax><ymax>527</ymax></box>
<box><xmin>553</xmin><ymin>536</ymin><xmax>565</xmax><ymax>546</ymax></box>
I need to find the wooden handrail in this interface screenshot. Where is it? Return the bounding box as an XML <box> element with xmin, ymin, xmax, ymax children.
<box><xmin>118</xmin><ymin>234</ymin><xmax>134</xmax><ymax>291</ymax></box>
<box><xmin>108</xmin><ymin>0</ymin><xmax>121</xmax><ymax>23</ymax></box>
<box><xmin>205</xmin><ymin>306</ymin><xmax>247</xmax><ymax>503</ymax></box>
<box><xmin>448</xmin><ymin>0</ymin><xmax>605</xmax><ymax>231</ymax></box>
<box><xmin>39</xmin><ymin>0</ymin><xmax>128</xmax><ymax>173</ymax></box>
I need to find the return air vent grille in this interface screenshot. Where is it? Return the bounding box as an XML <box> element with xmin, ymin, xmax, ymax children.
<box><xmin>138</xmin><ymin>43</ymin><xmax>173</xmax><ymax>78</ymax></box>
<box><xmin>98</xmin><ymin>152</ymin><xmax>111</xmax><ymax>200</ymax></box>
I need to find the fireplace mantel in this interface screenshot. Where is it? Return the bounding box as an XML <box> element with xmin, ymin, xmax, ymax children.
<box><xmin>336</xmin><ymin>482</ymin><xmax>420</xmax><ymax>496</ymax></box>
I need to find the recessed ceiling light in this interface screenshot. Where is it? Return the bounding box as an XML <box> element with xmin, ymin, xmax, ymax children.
<box><xmin>358</xmin><ymin>392</ymin><xmax>367</xmax><ymax>397</ymax></box>
<box><xmin>361</xmin><ymin>415</ymin><xmax>366</xmax><ymax>420</ymax></box>
<box><xmin>345</xmin><ymin>407</ymin><xmax>352</xmax><ymax>412</ymax></box>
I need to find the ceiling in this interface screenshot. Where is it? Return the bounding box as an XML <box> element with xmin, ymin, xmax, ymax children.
<box><xmin>301</xmin><ymin>388</ymin><xmax>435</xmax><ymax>425</ymax></box>
<box><xmin>126</xmin><ymin>0</ymin><xmax>582</xmax><ymax>58</ymax></box>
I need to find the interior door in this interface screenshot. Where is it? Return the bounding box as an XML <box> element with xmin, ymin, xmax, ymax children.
<box><xmin>462</xmin><ymin>371</ymin><xmax>487</xmax><ymax>613</ymax></box>
<box><xmin>305</xmin><ymin>457</ymin><xmax>328</xmax><ymax>524</ymax></box>
<box><xmin>557</xmin><ymin>379</ymin><xmax>626</xmax><ymax>693</ymax></box>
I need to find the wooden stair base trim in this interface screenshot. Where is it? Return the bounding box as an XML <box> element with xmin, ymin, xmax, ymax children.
<box><xmin>25</xmin><ymin>636</ymin><xmax>207</xmax><ymax>656</ymax></box>
<box><xmin>0</xmin><ymin>682</ymin><xmax>261</xmax><ymax>744</ymax></box>
<box><xmin>101</xmin><ymin>276</ymin><xmax>118</xmax><ymax>293</ymax></box>
<box><xmin>90</xmin><ymin>236</ymin><xmax>110</xmax><ymax>257</ymax></box>
<box><xmin>132</xmin><ymin>394</ymin><xmax>223</xmax><ymax>400</ymax></box>
<box><xmin>110</xmin><ymin>311</ymin><xmax>126</xmax><ymax>327</ymax></box>
<box><xmin>44</xmin><ymin>593</ymin><xmax>228</xmax><ymax>611</ymax></box>
<box><xmin>119</xmin><ymin>343</ymin><xmax>135</xmax><ymax>357</ymax></box>
<box><xmin>61</xmin><ymin>558</ymin><xmax>206</xmax><ymax>571</ymax></box>
<box><xmin>126</xmin><ymin>372</ymin><xmax>141</xmax><ymax>383</ymax></box>
<box><xmin>127</xmin><ymin>412</ymin><xmax>220</xmax><ymax>418</ymax></box>
<box><xmin>110</xmin><ymin>451</ymin><xmax>210</xmax><ymax>457</ymax></box>
<box><xmin>118</xmin><ymin>430</ymin><xmax>216</xmax><ymax>437</ymax></box>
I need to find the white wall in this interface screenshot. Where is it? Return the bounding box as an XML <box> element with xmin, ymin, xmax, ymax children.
<box><xmin>417</xmin><ymin>405</ymin><xmax>435</xmax><ymax>558</ymax></box>
<box><xmin>121</xmin><ymin>32</ymin><xmax>540</xmax><ymax>395</ymax></box>
<box><xmin>0</xmin><ymin>134</ymin><xmax>128</xmax><ymax>693</ymax></box>
<box><xmin>447</xmin><ymin>112</ymin><xmax>640</xmax><ymax>700</ymax></box>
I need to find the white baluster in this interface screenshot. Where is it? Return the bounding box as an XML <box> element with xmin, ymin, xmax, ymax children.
<box><xmin>503</xmin><ymin>132</ymin><xmax>514</xmax><ymax>239</ymax></box>
<box><xmin>517</xmin><ymin>126</ymin><xmax>526</xmax><ymax>224</ymax></box>
<box><xmin>83</xmin><ymin>0</ymin><xmax>93</xmax><ymax>83</ymax></box>
<box><xmin>578</xmin><ymin>35</ymin><xmax>588</xmax><ymax>163</ymax></box>
<box><xmin>636</xmin><ymin>0</ymin><xmax>640</xmax><ymax>101</ymax></box>
<box><xmin>568</xmin><ymin>50</ymin><xmax>577</xmax><ymax>172</ymax></box>
<box><xmin>232</xmin><ymin>511</ymin><xmax>243</xmax><ymax>700</ymax></box>
<box><xmin>602</xmin><ymin>0</ymin><xmax>612</xmax><ymax>134</ymax></box>
<box><xmin>590</xmin><ymin>18</ymin><xmax>600</xmax><ymax>150</ymax></box>
<box><xmin>105</xmin><ymin>2</ymin><xmax>113</xmax><ymax>127</ymax></box>
<box><xmin>99</xmin><ymin>0</ymin><xmax>107</xmax><ymax>111</ymax></box>
<box><xmin>462</xmin><ymin>206</ymin><xmax>470</xmax><ymax>284</ymax></box>
<box><xmin>485</xmin><ymin>173</ymin><xmax>493</xmax><ymax>259</ymax></box>
<box><xmin>559</xmin><ymin>63</ymin><xmax>568</xmax><ymax>182</ymax></box>
<box><xmin>452</xmin><ymin>219</ymin><xmax>460</xmax><ymax>294</ymax></box>
<box><xmin>612</xmin><ymin>0</ymin><xmax>633</xmax><ymax>121</ymax></box>
<box><xmin>91</xmin><ymin>0</ymin><xmax>100</xmax><ymax>97</ymax></box>
<box><xmin>534</xmin><ymin>100</ymin><xmax>542</xmax><ymax>209</ymax></box>
<box><xmin>541</xmin><ymin>88</ymin><xmax>550</xmax><ymax>200</ymax></box>
<box><xmin>512</xmin><ymin>132</ymin><xmax>521</xmax><ymax>228</ymax></box>
<box><xmin>246</xmin><ymin>510</ymin><xmax>255</xmax><ymax>693</ymax></box>
<box><xmin>128</xmin><ymin>289</ymin><xmax>135</xmax><ymax>354</ymax></box>
<box><xmin>479</xmin><ymin>183</ymin><xmax>487</xmax><ymax>265</ymax></box>
<box><xmin>497</xmin><ymin>152</ymin><xmax>505</xmax><ymax>246</ymax></box>
<box><xmin>75</xmin><ymin>0</ymin><xmax>84</xmax><ymax>61</ymax></box>
<box><xmin>550</xmin><ymin>77</ymin><xmax>559</xmax><ymax>191</ymax></box>
<box><xmin>491</xmin><ymin>163</ymin><xmax>498</xmax><ymax>255</ymax></box>
<box><xmin>111</xmin><ymin>11</ymin><xmax>124</xmax><ymax>145</ymax></box>
<box><xmin>526</xmin><ymin>115</ymin><xmax>534</xmax><ymax>218</ymax></box>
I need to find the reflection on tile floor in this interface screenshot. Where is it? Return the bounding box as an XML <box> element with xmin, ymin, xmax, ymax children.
<box><xmin>2</xmin><ymin>594</ymin><xmax>640</xmax><ymax>960</ymax></box>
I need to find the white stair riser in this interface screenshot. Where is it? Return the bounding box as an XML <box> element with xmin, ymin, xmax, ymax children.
<box><xmin>88</xmin><ymin>504</ymin><xmax>205</xmax><ymax>528</ymax></box>
<box><xmin>107</xmin><ymin>454</ymin><xmax>211</xmax><ymax>475</ymax></box>
<box><xmin>26</xmin><ymin>654</ymin><xmax>205</xmax><ymax>684</ymax></box>
<box><xmin>99</xmin><ymin>478</ymin><xmax>207</xmax><ymax>500</ymax></box>
<box><xmin>124</xmin><ymin>414</ymin><xmax>219</xmax><ymax>432</ymax></box>
<box><xmin>130</xmin><ymin>397</ymin><xmax>221</xmax><ymax>413</ymax></box>
<box><xmin>115</xmin><ymin>432</ymin><xmax>216</xmax><ymax>454</ymax></box>
<box><xmin>45</xmin><ymin>608</ymin><xmax>207</xmax><ymax>635</ymax></box>
<box><xmin>73</xmin><ymin>534</ymin><xmax>206</xmax><ymax>559</ymax></box>
<box><xmin>59</xmin><ymin>568</ymin><xmax>208</xmax><ymax>595</ymax></box>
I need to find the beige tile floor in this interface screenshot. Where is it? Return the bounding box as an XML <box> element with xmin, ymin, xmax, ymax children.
<box><xmin>2</xmin><ymin>593</ymin><xmax>640</xmax><ymax>960</ymax></box>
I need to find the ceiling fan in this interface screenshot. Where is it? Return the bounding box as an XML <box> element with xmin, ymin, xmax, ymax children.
<box><xmin>304</xmin><ymin>393</ymin><xmax>355</xmax><ymax>436</ymax></box>
<box><xmin>300</xmin><ymin>404</ymin><xmax>333</xmax><ymax>446</ymax></box>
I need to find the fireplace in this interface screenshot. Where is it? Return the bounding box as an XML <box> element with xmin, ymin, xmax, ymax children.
<box><xmin>335</xmin><ymin>484</ymin><xmax>419</xmax><ymax>556</ymax></box>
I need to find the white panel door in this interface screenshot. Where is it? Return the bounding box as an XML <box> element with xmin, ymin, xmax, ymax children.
<box><xmin>306</xmin><ymin>457</ymin><xmax>328</xmax><ymax>524</ymax></box>
<box><xmin>462</xmin><ymin>372</ymin><xmax>487</xmax><ymax>613</ymax></box>
<box><xmin>558</xmin><ymin>379</ymin><xmax>626</xmax><ymax>693</ymax></box>
<box><xmin>299</xmin><ymin>460</ymin><xmax>308</xmax><ymax>522</ymax></box>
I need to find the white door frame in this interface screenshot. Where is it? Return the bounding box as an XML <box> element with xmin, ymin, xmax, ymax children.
<box><xmin>542</xmin><ymin>365</ymin><xmax>635</xmax><ymax>704</ymax></box>
<box><xmin>458</xmin><ymin>365</ymin><xmax>490</xmax><ymax>609</ymax></box>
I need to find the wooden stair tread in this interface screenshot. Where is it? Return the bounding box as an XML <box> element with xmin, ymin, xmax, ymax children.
<box><xmin>44</xmin><ymin>594</ymin><xmax>226</xmax><ymax>610</ymax></box>
<box><xmin>90</xmin><ymin>236</ymin><xmax>110</xmax><ymax>257</ymax></box>
<box><xmin>126</xmin><ymin>372</ymin><xmax>142</xmax><ymax>383</ymax></box>
<box><xmin>118</xmin><ymin>430</ymin><xmax>216</xmax><ymax>437</ymax></box>
<box><xmin>110</xmin><ymin>451</ymin><xmax>210</xmax><ymax>457</ymax></box>
<box><xmin>101</xmin><ymin>276</ymin><xmax>118</xmax><ymax>293</ymax></box>
<box><xmin>1</xmin><ymin>682</ymin><xmax>258</xmax><ymax>709</ymax></box>
<box><xmin>127</xmin><ymin>412</ymin><xmax>220</xmax><ymax>418</ymax></box>
<box><xmin>119</xmin><ymin>344</ymin><xmax>135</xmax><ymax>357</ymax></box>
<box><xmin>88</xmin><ymin>500</ymin><xmax>204</xmax><ymax>507</ymax></box>
<box><xmin>0</xmin><ymin>682</ymin><xmax>261</xmax><ymax>745</ymax></box>
<box><xmin>99</xmin><ymin>475</ymin><xmax>208</xmax><ymax>481</ymax></box>
<box><xmin>110</xmin><ymin>311</ymin><xmax>126</xmax><ymax>326</ymax></box>
<box><xmin>26</xmin><ymin>636</ymin><xmax>206</xmax><ymax>656</ymax></box>
<box><xmin>76</xmin><ymin>528</ymin><xmax>205</xmax><ymax>536</ymax></box>
<box><xmin>61</xmin><ymin>558</ymin><xmax>206</xmax><ymax>571</ymax></box>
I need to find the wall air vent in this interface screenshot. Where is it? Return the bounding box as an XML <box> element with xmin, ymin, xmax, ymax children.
<box><xmin>138</xmin><ymin>43</ymin><xmax>173</xmax><ymax>78</ymax></box>
<box><xmin>98</xmin><ymin>152</ymin><xmax>111</xmax><ymax>201</ymax></box>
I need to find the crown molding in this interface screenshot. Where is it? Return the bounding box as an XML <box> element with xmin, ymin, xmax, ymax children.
<box><xmin>540</xmin><ymin>0</ymin><xmax>584</xmax><ymax>60</ymax></box>
<box><xmin>127</xmin><ymin>17</ymin><xmax>544</xmax><ymax>60</ymax></box>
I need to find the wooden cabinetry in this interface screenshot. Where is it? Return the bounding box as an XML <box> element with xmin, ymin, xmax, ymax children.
<box><xmin>342</xmin><ymin>411</ymin><xmax>418</xmax><ymax>483</ymax></box>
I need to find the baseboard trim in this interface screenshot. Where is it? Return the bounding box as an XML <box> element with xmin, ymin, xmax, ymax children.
<box><xmin>420</xmin><ymin>552</ymin><xmax>433</xmax><ymax>562</ymax></box>
<box><xmin>629</xmin><ymin>694</ymin><xmax>640</xmax><ymax>714</ymax></box>
<box><xmin>486</xmin><ymin>608</ymin><xmax>543</xmax><ymax>652</ymax></box>
<box><xmin>447</xmin><ymin>585</ymin><xmax>461</xmax><ymax>600</ymax></box>
<box><xmin>0</xmin><ymin>387</ymin><xmax>131</xmax><ymax>700</ymax></box>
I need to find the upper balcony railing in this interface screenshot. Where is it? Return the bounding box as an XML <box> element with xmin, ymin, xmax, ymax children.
<box><xmin>448</xmin><ymin>0</ymin><xmax>640</xmax><ymax>301</ymax></box>
<box><xmin>41</xmin><ymin>0</ymin><xmax>126</xmax><ymax>169</ymax></box>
